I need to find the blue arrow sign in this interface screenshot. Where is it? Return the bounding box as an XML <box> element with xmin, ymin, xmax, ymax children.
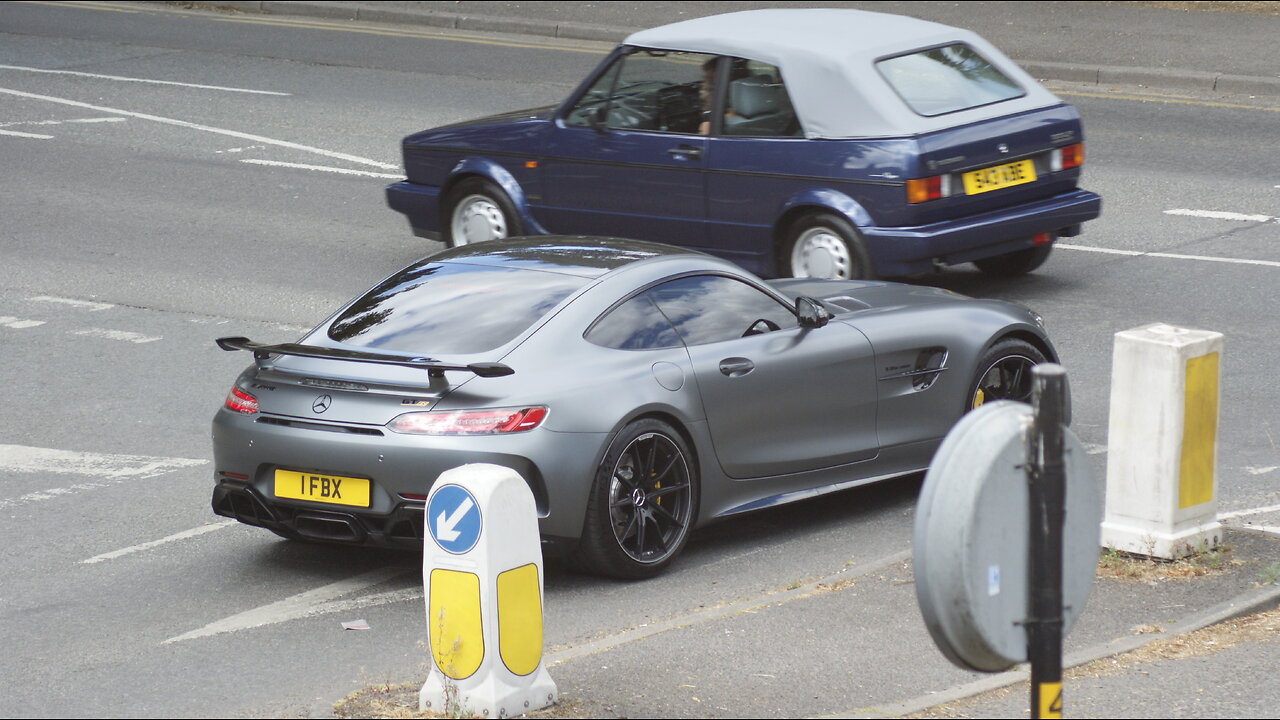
<box><xmin>427</xmin><ymin>484</ymin><xmax>482</xmax><ymax>554</ymax></box>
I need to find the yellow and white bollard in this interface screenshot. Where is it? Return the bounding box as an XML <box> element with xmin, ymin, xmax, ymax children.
<box><xmin>1101</xmin><ymin>323</ymin><xmax>1224</xmax><ymax>559</ymax></box>
<box><xmin>420</xmin><ymin>463</ymin><xmax>556</xmax><ymax>717</ymax></box>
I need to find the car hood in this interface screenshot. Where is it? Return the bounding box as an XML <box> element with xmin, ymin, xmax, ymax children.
<box><xmin>422</xmin><ymin>104</ymin><xmax>558</xmax><ymax>133</ymax></box>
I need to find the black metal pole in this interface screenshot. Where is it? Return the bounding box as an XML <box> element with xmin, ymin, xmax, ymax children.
<box><xmin>1028</xmin><ymin>364</ymin><xmax>1066</xmax><ymax>719</ymax></box>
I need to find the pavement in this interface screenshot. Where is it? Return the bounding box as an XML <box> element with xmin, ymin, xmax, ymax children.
<box><xmin>175</xmin><ymin>2</ymin><xmax>1280</xmax><ymax>717</ymax></box>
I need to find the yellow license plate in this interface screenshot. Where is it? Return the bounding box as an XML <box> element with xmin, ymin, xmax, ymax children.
<box><xmin>274</xmin><ymin>469</ymin><xmax>371</xmax><ymax>507</ymax></box>
<box><xmin>962</xmin><ymin>159</ymin><xmax>1037</xmax><ymax>195</ymax></box>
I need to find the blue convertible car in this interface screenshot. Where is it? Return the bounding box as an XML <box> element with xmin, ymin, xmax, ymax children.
<box><xmin>386</xmin><ymin>9</ymin><xmax>1102</xmax><ymax>279</ymax></box>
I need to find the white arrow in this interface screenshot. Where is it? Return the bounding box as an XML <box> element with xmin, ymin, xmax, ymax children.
<box><xmin>435</xmin><ymin>497</ymin><xmax>475</xmax><ymax>543</ymax></box>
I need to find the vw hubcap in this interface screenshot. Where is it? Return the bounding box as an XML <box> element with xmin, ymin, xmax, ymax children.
<box><xmin>451</xmin><ymin>194</ymin><xmax>507</xmax><ymax>245</ymax></box>
<box><xmin>792</xmin><ymin>228</ymin><xmax>852</xmax><ymax>279</ymax></box>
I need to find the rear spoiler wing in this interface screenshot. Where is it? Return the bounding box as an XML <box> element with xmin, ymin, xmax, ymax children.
<box><xmin>215</xmin><ymin>336</ymin><xmax>514</xmax><ymax>378</ymax></box>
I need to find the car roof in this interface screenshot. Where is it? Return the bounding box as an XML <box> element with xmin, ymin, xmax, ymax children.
<box><xmin>623</xmin><ymin>9</ymin><xmax>1062</xmax><ymax>139</ymax></box>
<box><xmin>427</xmin><ymin>236</ymin><xmax>708</xmax><ymax>279</ymax></box>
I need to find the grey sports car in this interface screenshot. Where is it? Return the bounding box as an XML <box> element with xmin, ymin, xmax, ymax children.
<box><xmin>212</xmin><ymin>237</ymin><xmax>1059</xmax><ymax>578</ymax></box>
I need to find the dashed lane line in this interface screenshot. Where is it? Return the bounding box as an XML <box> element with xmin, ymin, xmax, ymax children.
<box><xmin>163</xmin><ymin>565</ymin><xmax>415</xmax><ymax>644</ymax></box>
<box><xmin>70</xmin><ymin>327</ymin><xmax>161</xmax><ymax>344</ymax></box>
<box><xmin>0</xmin><ymin>86</ymin><xmax>398</xmax><ymax>170</ymax></box>
<box><xmin>0</xmin><ymin>128</ymin><xmax>53</xmax><ymax>139</ymax></box>
<box><xmin>1218</xmin><ymin>503</ymin><xmax>1280</xmax><ymax>521</ymax></box>
<box><xmin>1165</xmin><ymin>208</ymin><xmax>1277</xmax><ymax>223</ymax></box>
<box><xmin>0</xmin><ymin>64</ymin><xmax>290</xmax><ymax>96</ymax></box>
<box><xmin>0</xmin><ymin>445</ymin><xmax>207</xmax><ymax>510</ymax></box>
<box><xmin>29</xmin><ymin>295</ymin><xmax>114</xmax><ymax>311</ymax></box>
<box><xmin>81</xmin><ymin>520</ymin><xmax>237</xmax><ymax>564</ymax></box>
<box><xmin>1058</xmin><ymin>243</ymin><xmax>1280</xmax><ymax>269</ymax></box>
<box><xmin>0</xmin><ymin>316</ymin><xmax>46</xmax><ymax>329</ymax></box>
<box><xmin>239</xmin><ymin>158</ymin><xmax>404</xmax><ymax>179</ymax></box>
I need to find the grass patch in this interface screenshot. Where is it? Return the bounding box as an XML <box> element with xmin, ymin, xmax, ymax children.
<box><xmin>1096</xmin><ymin>542</ymin><xmax>1239</xmax><ymax>582</ymax></box>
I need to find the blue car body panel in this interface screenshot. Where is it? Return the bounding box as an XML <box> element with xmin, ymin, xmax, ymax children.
<box><xmin>386</xmin><ymin>49</ymin><xmax>1101</xmax><ymax>277</ymax></box>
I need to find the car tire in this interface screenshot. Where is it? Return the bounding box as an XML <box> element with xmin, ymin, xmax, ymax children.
<box><xmin>973</xmin><ymin>244</ymin><xmax>1053</xmax><ymax>277</ymax></box>
<box><xmin>442</xmin><ymin>178</ymin><xmax>523</xmax><ymax>247</ymax></box>
<box><xmin>781</xmin><ymin>213</ymin><xmax>873</xmax><ymax>280</ymax></box>
<box><xmin>575</xmin><ymin>419</ymin><xmax>699</xmax><ymax>579</ymax></box>
<box><xmin>966</xmin><ymin>338</ymin><xmax>1048</xmax><ymax>412</ymax></box>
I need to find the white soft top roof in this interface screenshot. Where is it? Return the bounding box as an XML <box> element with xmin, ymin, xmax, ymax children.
<box><xmin>624</xmin><ymin>9</ymin><xmax>1062</xmax><ymax>139</ymax></box>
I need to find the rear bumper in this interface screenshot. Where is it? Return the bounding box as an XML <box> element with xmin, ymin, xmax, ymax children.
<box><xmin>386</xmin><ymin>180</ymin><xmax>443</xmax><ymax>239</ymax></box>
<box><xmin>861</xmin><ymin>189</ymin><xmax>1102</xmax><ymax>276</ymax></box>
<box><xmin>211</xmin><ymin>409</ymin><xmax>605</xmax><ymax>545</ymax></box>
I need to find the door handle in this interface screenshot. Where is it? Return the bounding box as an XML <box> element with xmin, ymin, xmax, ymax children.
<box><xmin>719</xmin><ymin>357</ymin><xmax>755</xmax><ymax>377</ymax></box>
<box><xmin>667</xmin><ymin>145</ymin><xmax>703</xmax><ymax>160</ymax></box>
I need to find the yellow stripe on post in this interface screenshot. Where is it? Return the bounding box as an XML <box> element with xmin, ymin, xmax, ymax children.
<box><xmin>1037</xmin><ymin>682</ymin><xmax>1063</xmax><ymax>719</ymax></box>
<box><xmin>1179</xmin><ymin>352</ymin><xmax>1219</xmax><ymax>509</ymax></box>
<box><xmin>497</xmin><ymin>563</ymin><xmax>543</xmax><ymax>676</ymax></box>
<box><xmin>429</xmin><ymin>569</ymin><xmax>484</xmax><ymax>680</ymax></box>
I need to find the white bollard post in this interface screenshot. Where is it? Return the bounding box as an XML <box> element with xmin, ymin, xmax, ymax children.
<box><xmin>420</xmin><ymin>464</ymin><xmax>556</xmax><ymax>718</ymax></box>
<box><xmin>1101</xmin><ymin>323</ymin><xmax>1224</xmax><ymax>559</ymax></box>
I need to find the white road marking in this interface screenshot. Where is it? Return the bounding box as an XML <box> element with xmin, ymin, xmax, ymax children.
<box><xmin>1218</xmin><ymin>503</ymin><xmax>1280</xmax><ymax>521</ymax></box>
<box><xmin>0</xmin><ymin>87</ymin><xmax>398</xmax><ymax>170</ymax></box>
<box><xmin>0</xmin><ymin>64</ymin><xmax>290</xmax><ymax>95</ymax></box>
<box><xmin>0</xmin><ymin>445</ymin><xmax>207</xmax><ymax>510</ymax></box>
<box><xmin>1058</xmin><ymin>243</ymin><xmax>1280</xmax><ymax>269</ymax></box>
<box><xmin>1165</xmin><ymin>208</ymin><xmax>1276</xmax><ymax>223</ymax></box>
<box><xmin>216</xmin><ymin>145</ymin><xmax>265</xmax><ymax>154</ymax></box>
<box><xmin>0</xmin><ymin>128</ymin><xmax>54</xmax><ymax>139</ymax></box>
<box><xmin>0</xmin><ymin>117</ymin><xmax>126</xmax><ymax>127</ymax></box>
<box><xmin>1243</xmin><ymin>466</ymin><xmax>1279</xmax><ymax>476</ymax></box>
<box><xmin>0</xmin><ymin>316</ymin><xmax>46</xmax><ymax>329</ymax></box>
<box><xmin>163</xmin><ymin>565</ymin><xmax>415</xmax><ymax>643</ymax></box>
<box><xmin>239</xmin><ymin>158</ymin><xmax>404</xmax><ymax>179</ymax></box>
<box><xmin>81</xmin><ymin>520</ymin><xmax>237</xmax><ymax>564</ymax></box>
<box><xmin>1083</xmin><ymin>443</ymin><xmax>1108</xmax><ymax>455</ymax></box>
<box><xmin>71</xmin><ymin>327</ymin><xmax>160</xmax><ymax>343</ymax></box>
<box><xmin>29</xmin><ymin>295</ymin><xmax>114</xmax><ymax>311</ymax></box>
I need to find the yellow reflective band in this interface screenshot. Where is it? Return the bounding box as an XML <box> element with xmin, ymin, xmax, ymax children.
<box><xmin>1038</xmin><ymin>681</ymin><xmax>1063</xmax><ymax>719</ymax></box>
<box><xmin>429</xmin><ymin>569</ymin><xmax>484</xmax><ymax>680</ymax></box>
<box><xmin>1179</xmin><ymin>352</ymin><xmax>1219</xmax><ymax>509</ymax></box>
<box><xmin>497</xmin><ymin>563</ymin><xmax>543</xmax><ymax>676</ymax></box>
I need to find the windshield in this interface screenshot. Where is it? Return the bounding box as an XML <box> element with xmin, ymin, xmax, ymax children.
<box><xmin>327</xmin><ymin>262</ymin><xmax>588</xmax><ymax>355</ymax></box>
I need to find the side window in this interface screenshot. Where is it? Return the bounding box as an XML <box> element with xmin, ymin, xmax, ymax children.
<box><xmin>647</xmin><ymin>275</ymin><xmax>798</xmax><ymax>346</ymax></box>
<box><xmin>564</xmin><ymin>49</ymin><xmax>715</xmax><ymax>134</ymax></box>
<box><xmin>720</xmin><ymin>59</ymin><xmax>802</xmax><ymax>138</ymax></box>
<box><xmin>585</xmin><ymin>293</ymin><xmax>682</xmax><ymax>351</ymax></box>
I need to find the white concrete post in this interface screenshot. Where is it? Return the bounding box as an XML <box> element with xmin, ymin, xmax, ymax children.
<box><xmin>1101</xmin><ymin>323</ymin><xmax>1224</xmax><ymax>558</ymax></box>
<box><xmin>420</xmin><ymin>464</ymin><xmax>556</xmax><ymax>718</ymax></box>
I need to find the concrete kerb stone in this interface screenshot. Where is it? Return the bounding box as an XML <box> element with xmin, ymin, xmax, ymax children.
<box><xmin>832</xmin><ymin>578</ymin><xmax>1280</xmax><ymax>719</ymax></box>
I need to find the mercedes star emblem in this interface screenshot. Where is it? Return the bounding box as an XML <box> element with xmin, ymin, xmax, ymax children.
<box><xmin>312</xmin><ymin>394</ymin><xmax>332</xmax><ymax>413</ymax></box>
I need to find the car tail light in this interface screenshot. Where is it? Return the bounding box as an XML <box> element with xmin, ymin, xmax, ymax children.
<box><xmin>1050</xmin><ymin>143</ymin><xmax>1084</xmax><ymax>171</ymax></box>
<box><xmin>224</xmin><ymin>386</ymin><xmax>259</xmax><ymax>414</ymax></box>
<box><xmin>906</xmin><ymin>174</ymin><xmax>953</xmax><ymax>204</ymax></box>
<box><xmin>387</xmin><ymin>406</ymin><xmax>548</xmax><ymax>436</ymax></box>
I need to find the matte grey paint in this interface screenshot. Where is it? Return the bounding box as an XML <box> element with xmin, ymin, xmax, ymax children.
<box><xmin>212</xmin><ymin>238</ymin><xmax>1058</xmax><ymax>548</ymax></box>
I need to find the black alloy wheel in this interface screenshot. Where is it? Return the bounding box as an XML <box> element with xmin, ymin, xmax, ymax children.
<box><xmin>967</xmin><ymin>339</ymin><xmax>1047</xmax><ymax>411</ymax></box>
<box><xmin>576</xmin><ymin>419</ymin><xmax>697</xmax><ymax>579</ymax></box>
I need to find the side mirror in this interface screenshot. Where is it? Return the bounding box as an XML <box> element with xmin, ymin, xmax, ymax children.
<box><xmin>796</xmin><ymin>296</ymin><xmax>831</xmax><ymax>328</ymax></box>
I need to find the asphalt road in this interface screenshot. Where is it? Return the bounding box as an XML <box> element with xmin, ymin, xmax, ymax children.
<box><xmin>1</xmin><ymin>2</ymin><xmax>1278</xmax><ymax>717</ymax></box>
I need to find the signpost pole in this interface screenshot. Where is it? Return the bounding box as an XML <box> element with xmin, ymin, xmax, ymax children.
<box><xmin>1028</xmin><ymin>365</ymin><xmax>1066</xmax><ymax>719</ymax></box>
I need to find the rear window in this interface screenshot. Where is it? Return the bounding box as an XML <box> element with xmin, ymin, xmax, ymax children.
<box><xmin>327</xmin><ymin>263</ymin><xmax>587</xmax><ymax>355</ymax></box>
<box><xmin>876</xmin><ymin>43</ymin><xmax>1024</xmax><ymax>117</ymax></box>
